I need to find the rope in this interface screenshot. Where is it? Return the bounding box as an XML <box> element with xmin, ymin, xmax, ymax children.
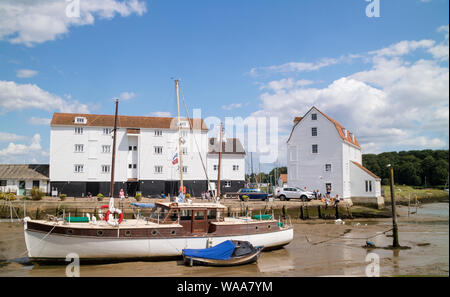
<box><xmin>304</xmin><ymin>228</ymin><xmax>394</xmax><ymax>246</ymax></box>
<box><xmin>18</xmin><ymin>224</ymin><xmax>57</xmax><ymax>258</ymax></box>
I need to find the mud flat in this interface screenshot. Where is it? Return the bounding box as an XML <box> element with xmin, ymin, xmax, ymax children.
<box><xmin>0</xmin><ymin>203</ymin><xmax>447</xmax><ymax>277</ymax></box>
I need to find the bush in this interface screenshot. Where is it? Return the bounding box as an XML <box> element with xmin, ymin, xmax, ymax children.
<box><xmin>31</xmin><ymin>187</ymin><xmax>45</xmax><ymax>201</ymax></box>
<box><xmin>97</xmin><ymin>193</ymin><xmax>104</xmax><ymax>201</ymax></box>
<box><xmin>135</xmin><ymin>193</ymin><xmax>142</xmax><ymax>201</ymax></box>
<box><xmin>0</xmin><ymin>192</ymin><xmax>5</xmax><ymax>200</ymax></box>
<box><xmin>60</xmin><ymin>194</ymin><xmax>67</xmax><ymax>201</ymax></box>
<box><xmin>185</xmin><ymin>193</ymin><xmax>191</xmax><ymax>199</ymax></box>
<box><xmin>6</xmin><ymin>192</ymin><xmax>16</xmax><ymax>201</ymax></box>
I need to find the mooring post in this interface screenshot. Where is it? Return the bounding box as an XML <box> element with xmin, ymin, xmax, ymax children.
<box><xmin>299</xmin><ymin>205</ymin><xmax>304</xmax><ymax>220</ymax></box>
<box><xmin>388</xmin><ymin>164</ymin><xmax>400</xmax><ymax>248</ymax></box>
<box><xmin>318</xmin><ymin>205</ymin><xmax>322</xmax><ymax>219</ymax></box>
<box><xmin>335</xmin><ymin>205</ymin><xmax>339</xmax><ymax>219</ymax></box>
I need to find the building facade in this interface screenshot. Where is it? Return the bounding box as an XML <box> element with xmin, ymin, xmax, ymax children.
<box><xmin>286</xmin><ymin>107</ymin><xmax>383</xmax><ymax>207</ymax></box>
<box><xmin>49</xmin><ymin>113</ymin><xmax>245</xmax><ymax>197</ymax></box>
<box><xmin>0</xmin><ymin>164</ymin><xmax>49</xmax><ymax>195</ymax></box>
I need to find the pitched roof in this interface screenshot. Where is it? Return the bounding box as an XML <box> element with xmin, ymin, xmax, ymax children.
<box><xmin>351</xmin><ymin>161</ymin><xmax>381</xmax><ymax>180</ymax></box>
<box><xmin>51</xmin><ymin>113</ymin><xmax>209</xmax><ymax>131</ymax></box>
<box><xmin>287</xmin><ymin>106</ymin><xmax>361</xmax><ymax>148</ymax></box>
<box><xmin>0</xmin><ymin>164</ymin><xmax>49</xmax><ymax>180</ymax></box>
<box><xmin>208</xmin><ymin>138</ymin><xmax>246</xmax><ymax>155</ymax></box>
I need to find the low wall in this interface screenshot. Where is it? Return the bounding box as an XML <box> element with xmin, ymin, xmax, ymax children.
<box><xmin>351</xmin><ymin>196</ymin><xmax>385</xmax><ymax>209</ymax></box>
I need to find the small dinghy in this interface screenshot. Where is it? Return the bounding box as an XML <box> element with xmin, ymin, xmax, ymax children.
<box><xmin>182</xmin><ymin>240</ymin><xmax>263</xmax><ymax>267</ymax></box>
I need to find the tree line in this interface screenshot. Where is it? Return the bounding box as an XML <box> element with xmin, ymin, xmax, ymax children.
<box><xmin>362</xmin><ymin>149</ymin><xmax>449</xmax><ymax>187</ymax></box>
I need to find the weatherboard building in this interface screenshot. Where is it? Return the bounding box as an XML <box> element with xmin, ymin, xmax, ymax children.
<box><xmin>49</xmin><ymin>113</ymin><xmax>245</xmax><ymax>197</ymax></box>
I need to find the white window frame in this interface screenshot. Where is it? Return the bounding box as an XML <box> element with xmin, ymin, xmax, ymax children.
<box><xmin>154</xmin><ymin>130</ymin><xmax>163</xmax><ymax>137</ymax></box>
<box><xmin>154</xmin><ymin>146</ymin><xmax>163</xmax><ymax>155</ymax></box>
<box><xmin>325</xmin><ymin>164</ymin><xmax>332</xmax><ymax>172</ymax></box>
<box><xmin>182</xmin><ymin>147</ymin><xmax>188</xmax><ymax>155</ymax></box>
<box><xmin>312</xmin><ymin>127</ymin><xmax>318</xmax><ymax>137</ymax></box>
<box><xmin>312</xmin><ymin>144</ymin><xmax>319</xmax><ymax>154</ymax></box>
<box><xmin>75</xmin><ymin>117</ymin><xmax>87</xmax><ymax>124</ymax></box>
<box><xmin>75</xmin><ymin>127</ymin><xmax>83</xmax><ymax>134</ymax></box>
<box><xmin>224</xmin><ymin>181</ymin><xmax>232</xmax><ymax>188</ymax></box>
<box><xmin>154</xmin><ymin>166</ymin><xmax>163</xmax><ymax>174</ymax></box>
<box><xmin>182</xmin><ymin>166</ymin><xmax>188</xmax><ymax>173</ymax></box>
<box><xmin>74</xmin><ymin>164</ymin><xmax>84</xmax><ymax>173</ymax></box>
<box><xmin>101</xmin><ymin>165</ymin><xmax>110</xmax><ymax>174</ymax></box>
<box><xmin>103</xmin><ymin>128</ymin><xmax>111</xmax><ymax>135</ymax></box>
<box><xmin>311</xmin><ymin>113</ymin><xmax>317</xmax><ymax>120</ymax></box>
<box><xmin>213</xmin><ymin>165</ymin><xmax>218</xmax><ymax>171</ymax></box>
<box><xmin>102</xmin><ymin>145</ymin><xmax>111</xmax><ymax>153</ymax></box>
<box><xmin>233</xmin><ymin>165</ymin><xmax>239</xmax><ymax>171</ymax></box>
<box><xmin>74</xmin><ymin>144</ymin><xmax>84</xmax><ymax>153</ymax></box>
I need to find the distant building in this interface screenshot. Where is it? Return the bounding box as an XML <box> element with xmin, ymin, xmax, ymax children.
<box><xmin>278</xmin><ymin>174</ymin><xmax>288</xmax><ymax>187</ymax></box>
<box><xmin>49</xmin><ymin>113</ymin><xmax>245</xmax><ymax>197</ymax></box>
<box><xmin>286</xmin><ymin>107</ymin><xmax>383</xmax><ymax>208</ymax></box>
<box><xmin>0</xmin><ymin>164</ymin><xmax>49</xmax><ymax>195</ymax></box>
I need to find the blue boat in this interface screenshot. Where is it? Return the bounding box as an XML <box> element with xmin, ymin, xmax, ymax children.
<box><xmin>182</xmin><ymin>240</ymin><xmax>263</xmax><ymax>267</ymax></box>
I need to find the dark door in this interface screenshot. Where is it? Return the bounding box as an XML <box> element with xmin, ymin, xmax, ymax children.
<box><xmin>165</xmin><ymin>181</ymin><xmax>179</xmax><ymax>197</ymax></box>
<box><xmin>192</xmin><ymin>209</ymin><xmax>207</xmax><ymax>233</ymax></box>
<box><xmin>18</xmin><ymin>181</ymin><xmax>26</xmax><ymax>195</ymax></box>
<box><xmin>126</xmin><ymin>182</ymin><xmax>139</xmax><ymax>197</ymax></box>
<box><xmin>86</xmin><ymin>182</ymin><xmax>100</xmax><ymax>196</ymax></box>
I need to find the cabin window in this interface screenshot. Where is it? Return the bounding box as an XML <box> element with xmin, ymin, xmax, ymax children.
<box><xmin>171</xmin><ymin>230</ymin><xmax>176</xmax><ymax>235</ymax></box>
<box><xmin>97</xmin><ymin>230</ymin><xmax>104</xmax><ymax>237</ymax></box>
<box><xmin>66</xmin><ymin>229</ymin><xmax>73</xmax><ymax>235</ymax></box>
<box><xmin>151</xmin><ymin>230</ymin><xmax>157</xmax><ymax>236</ymax></box>
<box><xmin>207</xmin><ymin>210</ymin><xmax>217</xmax><ymax>220</ymax></box>
<box><xmin>125</xmin><ymin>230</ymin><xmax>131</xmax><ymax>237</ymax></box>
<box><xmin>168</xmin><ymin>210</ymin><xmax>179</xmax><ymax>221</ymax></box>
<box><xmin>180</xmin><ymin>210</ymin><xmax>192</xmax><ymax>221</ymax></box>
<box><xmin>194</xmin><ymin>211</ymin><xmax>205</xmax><ymax>220</ymax></box>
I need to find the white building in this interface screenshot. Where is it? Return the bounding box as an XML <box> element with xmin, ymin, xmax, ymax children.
<box><xmin>0</xmin><ymin>164</ymin><xmax>49</xmax><ymax>195</ymax></box>
<box><xmin>286</xmin><ymin>107</ymin><xmax>383</xmax><ymax>208</ymax></box>
<box><xmin>49</xmin><ymin>113</ymin><xmax>245</xmax><ymax>197</ymax></box>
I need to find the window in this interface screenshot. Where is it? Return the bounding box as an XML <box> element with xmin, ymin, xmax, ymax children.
<box><xmin>181</xmin><ymin>131</ymin><xmax>189</xmax><ymax>137</ymax></box>
<box><xmin>128</xmin><ymin>146</ymin><xmax>132</xmax><ymax>151</ymax></box>
<box><xmin>194</xmin><ymin>211</ymin><xmax>205</xmax><ymax>220</ymax></box>
<box><xmin>74</xmin><ymin>144</ymin><xmax>84</xmax><ymax>152</ymax></box>
<box><xmin>154</xmin><ymin>146</ymin><xmax>163</xmax><ymax>154</ymax></box>
<box><xmin>180</xmin><ymin>210</ymin><xmax>192</xmax><ymax>221</ymax></box>
<box><xmin>133</xmin><ymin>146</ymin><xmax>137</xmax><ymax>151</ymax></box>
<box><xmin>311</xmin><ymin>113</ymin><xmax>317</xmax><ymax>120</ymax></box>
<box><xmin>182</xmin><ymin>166</ymin><xmax>188</xmax><ymax>173</ymax></box>
<box><xmin>325</xmin><ymin>164</ymin><xmax>332</xmax><ymax>172</ymax></box>
<box><xmin>233</xmin><ymin>165</ymin><xmax>239</xmax><ymax>171</ymax></box>
<box><xmin>0</xmin><ymin>180</ymin><xmax>7</xmax><ymax>186</ymax></box>
<box><xmin>326</xmin><ymin>183</ymin><xmax>332</xmax><ymax>192</ymax></box>
<box><xmin>101</xmin><ymin>165</ymin><xmax>110</xmax><ymax>173</ymax></box>
<box><xmin>366</xmin><ymin>181</ymin><xmax>373</xmax><ymax>192</ymax></box>
<box><xmin>103</xmin><ymin>128</ymin><xmax>111</xmax><ymax>135</ymax></box>
<box><xmin>213</xmin><ymin>165</ymin><xmax>218</xmax><ymax>171</ymax></box>
<box><xmin>182</xmin><ymin>147</ymin><xmax>188</xmax><ymax>155</ymax></box>
<box><xmin>102</xmin><ymin>145</ymin><xmax>111</xmax><ymax>153</ymax></box>
<box><xmin>154</xmin><ymin>130</ymin><xmax>163</xmax><ymax>137</ymax></box>
<box><xmin>128</xmin><ymin>164</ymin><xmax>132</xmax><ymax>169</ymax></box>
<box><xmin>74</xmin><ymin>165</ymin><xmax>84</xmax><ymax>173</ymax></box>
<box><xmin>312</xmin><ymin>127</ymin><xmax>318</xmax><ymax>136</ymax></box>
<box><xmin>75</xmin><ymin>117</ymin><xmax>86</xmax><ymax>124</ymax></box>
<box><xmin>312</xmin><ymin>144</ymin><xmax>318</xmax><ymax>154</ymax></box>
<box><xmin>154</xmin><ymin>166</ymin><xmax>163</xmax><ymax>174</ymax></box>
<box><xmin>75</xmin><ymin>127</ymin><xmax>83</xmax><ymax>134</ymax></box>
<box><xmin>133</xmin><ymin>164</ymin><xmax>137</xmax><ymax>169</ymax></box>
<box><xmin>224</xmin><ymin>181</ymin><xmax>232</xmax><ymax>188</ymax></box>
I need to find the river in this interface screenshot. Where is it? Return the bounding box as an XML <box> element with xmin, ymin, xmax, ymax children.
<box><xmin>0</xmin><ymin>203</ymin><xmax>448</xmax><ymax>277</ymax></box>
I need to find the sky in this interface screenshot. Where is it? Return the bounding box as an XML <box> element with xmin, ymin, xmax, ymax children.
<box><xmin>0</xmin><ymin>0</ymin><xmax>448</xmax><ymax>174</ymax></box>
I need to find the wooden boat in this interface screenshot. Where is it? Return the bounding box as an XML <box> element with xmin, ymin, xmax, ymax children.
<box><xmin>23</xmin><ymin>80</ymin><xmax>293</xmax><ymax>262</ymax></box>
<box><xmin>182</xmin><ymin>240</ymin><xmax>263</xmax><ymax>267</ymax></box>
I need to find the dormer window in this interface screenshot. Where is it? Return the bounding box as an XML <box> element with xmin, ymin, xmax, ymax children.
<box><xmin>179</xmin><ymin>121</ymin><xmax>189</xmax><ymax>128</ymax></box>
<box><xmin>75</xmin><ymin>117</ymin><xmax>87</xmax><ymax>124</ymax></box>
<box><xmin>311</xmin><ymin>113</ymin><xmax>317</xmax><ymax>120</ymax></box>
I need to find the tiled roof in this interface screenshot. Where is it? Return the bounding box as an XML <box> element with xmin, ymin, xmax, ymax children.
<box><xmin>208</xmin><ymin>138</ymin><xmax>246</xmax><ymax>155</ymax></box>
<box><xmin>51</xmin><ymin>113</ymin><xmax>209</xmax><ymax>131</ymax></box>
<box><xmin>351</xmin><ymin>161</ymin><xmax>381</xmax><ymax>180</ymax></box>
<box><xmin>287</xmin><ymin>107</ymin><xmax>361</xmax><ymax>148</ymax></box>
<box><xmin>0</xmin><ymin>164</ymin><xmax>49</xmax><ymax>180</ymax></box>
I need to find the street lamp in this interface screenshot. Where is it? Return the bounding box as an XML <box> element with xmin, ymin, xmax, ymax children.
<box><xmin>387</xmin><ymin>164</ymin><xmax>400</xmax><ymax>248</ymax></box>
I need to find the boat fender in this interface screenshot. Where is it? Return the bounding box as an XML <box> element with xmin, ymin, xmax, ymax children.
<box><xmin>105</xmin><ymin>208</ymin><xmax>123</xmax><ymax>226</ymax></box>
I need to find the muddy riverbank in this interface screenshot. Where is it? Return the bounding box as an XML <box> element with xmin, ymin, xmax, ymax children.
<box><xmin>0</xmin><ymin>203</ymin><xmax>447</xmax><ymax>277</ymax></box>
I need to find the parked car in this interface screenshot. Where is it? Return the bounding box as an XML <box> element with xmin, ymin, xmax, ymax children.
<box><xmin>237</xmin><ymin>188</ymin><xmax>269</xmax><ymax>201</ymax></box>
<box><xmin>276</xmin><ymin>187</ymin><xmax>315</xmax><ymax>201</ymax></box>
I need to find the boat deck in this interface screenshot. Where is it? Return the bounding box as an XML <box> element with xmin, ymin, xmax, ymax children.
<box><xmin>28</xmin><ymin>219</ymin><xmax>182</xmax><ymax>229</ymax></box>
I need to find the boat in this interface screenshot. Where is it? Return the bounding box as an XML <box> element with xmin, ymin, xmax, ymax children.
<box><xmin>23</xmin><ymin>80</ymin><xmax>293</xmax><ymax>262</ymax></box>
<box><xmin>182</xmin><ymin>240</ymin><xmax>263</xmax><ymax>267</ymax></box>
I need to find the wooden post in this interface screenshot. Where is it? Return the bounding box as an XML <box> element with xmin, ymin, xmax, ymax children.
<box><xmin>389</xmin><ymin>166</ymin><xmax>400</xmax><ymax>248</ymax></box>
<box><xmin>318</xmin><ymin>205</ymin><xmax>322</xmax><ymax>219</ymax></box>
<box><xmin>299</xmin><ymin>205</ymin><xmax>304</xmax><ymax>220</ymax></box>
<box><xmin>335</xmin><ymin>205</ymin><xmax>339</xmax><ymax>219</ymax></box>
<box><xmin>408</xmin><ymin>194</ymin><xmax>411</xmax><ymax>217</ymax></box>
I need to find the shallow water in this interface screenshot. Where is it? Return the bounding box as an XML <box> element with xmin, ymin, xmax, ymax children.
<box><xmin>0</xmin><ymin>203</ymin><xmax>448</xmax><ymax>277</ymax></box>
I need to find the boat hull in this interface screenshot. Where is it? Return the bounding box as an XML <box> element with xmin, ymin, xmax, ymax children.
<box><xmin>24</xmin><ymin>227</ymin><xmax>293</xmax><ymax>261</ymax></box>
<box><xmin>183</xmin><ymin>247</ymin><xmax>263</xmax><ymax>267</ymax></box>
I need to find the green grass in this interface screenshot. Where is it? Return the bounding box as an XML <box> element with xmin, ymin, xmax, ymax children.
<box><xmin>382</xmin><ymin>185</ymin><xmax>449</xmax><ymax>205</ymax></box>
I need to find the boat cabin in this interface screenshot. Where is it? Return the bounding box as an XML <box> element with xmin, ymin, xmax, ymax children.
<box><xmin>148</xmin><ymin>202</ymin><xmax>228</xmax><ymax>233</ymax></box>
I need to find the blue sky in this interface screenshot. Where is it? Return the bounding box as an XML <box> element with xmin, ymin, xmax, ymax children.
<box><xmin>0</xmin><ymin>0</ymin><xmax>448</xmax><ymax>173</ymax></box>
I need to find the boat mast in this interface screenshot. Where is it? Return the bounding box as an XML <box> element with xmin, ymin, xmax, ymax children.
<box><xmin>217</xmin><ymin>122</ymin><xmax>223</xmax><ymax>199</ymax></box>
<box><xmin>110</xmin><ymin>99</ymin><xmax>119</xmax><ymax>198</ymax></box>
<box><xmin>175</xmin><ymin>80</ymin><xmax>184</xmax><ymax>194</ymax></box>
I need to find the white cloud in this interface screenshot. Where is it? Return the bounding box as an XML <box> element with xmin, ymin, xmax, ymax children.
<box><xmin>369</xmin><ymin>39</ymin><xmax>435</xmax><ymax>57</ymax></box>
<box><xmin>28</xmin><ymin>117</ymin><xmax>51</xmax><ymax>126</ymax></box>
<box><xmin>221</xmin><ymin>103</ymin><xmax>243</xmax><ymax>110</ymax></box>
<box><xmin>260</xmin><ymin>78</ymin><xmax>314</xmax><ymax>91</ymax></box>
<box><xmin>0</xmin><ymin>131</ymin><xmax>26</xmax><ymax>142</ymax></box>
<box><xmin>16</xmin><ymin>69</ymin><xmax>38</xmax><ymax>78</ymax></box>
<box><xmin>0</xmin><ymin>80</ymin><xmax>90</xmax><ymax>113</ymax></box>
<box><xmin>0</xmin><ymin>0</ymin><xmax>147</xmax><ymax>47</ymax></box>
<box><xmin>147</xmin><ymin>111</ymin><xmax>171</xmax><ymax>117</ymax></box>
<box><xmin>118</xmin><ymin>91</ymin><xmax>136</xmax><ymax>101</ymax></box>
<box><xmin>0</xmin><ymin>133</ymin><xmax>44</xmax><ymax>163</ymax></box>
<box><xmin>249</xmin><ymin>57</ymin><xmax>341</xmax><ymax>77</ymax></box>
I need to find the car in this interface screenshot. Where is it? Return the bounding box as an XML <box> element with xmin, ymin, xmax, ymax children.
<box><xmin>276</xmin><ymin>187</ymin><xmax>315</xmax><ymax>201</ymax></box>
<box><xmin>237</xmin><ymin>188</ymin><xmax>269</xmax><ymax>201</ymax></box>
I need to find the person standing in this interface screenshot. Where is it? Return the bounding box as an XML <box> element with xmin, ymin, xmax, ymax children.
<box><xmin>119</xmin><ymin>188</ymin><xmax>125</xmax><ymax>201</ymax></box>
